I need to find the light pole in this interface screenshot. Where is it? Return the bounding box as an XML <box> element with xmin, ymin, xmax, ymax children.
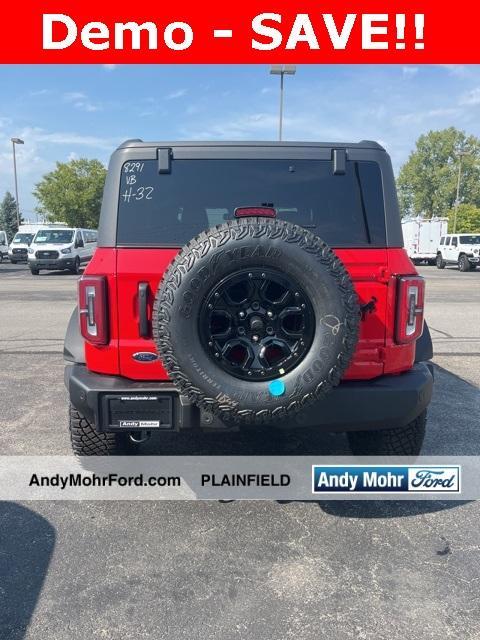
<box><xmin>270</xmin><ymin>65</ymin><xmax>296</xmax><ymax>141</ymax></box>
<box><xmin>453</xmin><ymin>150</ymin><xmax>469</xmax><ymax>234</ymax></box>
<box><xmin>11</xmin><ymin>137</ymin><xmax>24</xmax><ymax>227</ymax></box>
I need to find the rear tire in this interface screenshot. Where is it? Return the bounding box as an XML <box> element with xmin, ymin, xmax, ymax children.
<box><xmin>30</xmin><ymin>268</ymin><xmax>40</xmax><ymax>275</ymax></box>
<box><xmin>69</xmin><ymin>404</ymin><xmax>135</xmax><ymax>456</ymax></box>
<box><xmin>458</xmin><ymin>255</ymin><xmax>471</xmax><ymax>272</ymax></box>
<box><xmin>436</xmin><ymin>254</ymin><xmax>446</xmax><ymax>269</ymax></box>
<box><xmin>10</xmin><ymin>259</ymin><xmax>17</xmax><ymax>264</ymax></box>
<box><xmin>347</xmin><ymin>410</ymin><xmax>427</xmax><ymax>456</ymax></box>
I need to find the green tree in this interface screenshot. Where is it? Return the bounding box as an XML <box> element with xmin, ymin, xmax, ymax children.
<box><xmin>0</xmin><ymin>191</ymin><xmax>19</xmax><ymax>241</ymax></box>
<box><xmin>34</xmin><ymin>158</ymin><xmax>107</xmax><ymax>228</ymax></box>
<box><xmin>447</xmin><ymin>203</ymin><xmax>480</xmax><ymax>233</ymax></box>
<box><xmin>397</xmin><ymin>127</ymin><xmax>480</xmax><ymax>218</ymax></box>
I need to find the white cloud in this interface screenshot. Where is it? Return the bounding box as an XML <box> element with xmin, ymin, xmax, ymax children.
<box><xmin>460</xmin><ymin>88</ymin><xmax>480</xmax><ymax>106</ymax></box>
<box><xmin>63</xmin><ymin>91</ymin><xmax>102</xmax><ymax>112</ymax></box>
<box><xmin>29</xmin><ymin>89</ymin><xmax>51</xmax><ymax>97</ymax></box>
<box><xmin>2</xmin><ymin>126</ymin><xmax>118</xmax><ymax>151</ymax></box>
<box><xmin>181</xmin><ymin>112</ymin><xmax>286</xmax><ymax>140</ymax></box>
<box><xmin>165</xmin><ymin>89</ymin><xmax>187</xmax><ymax>100</ymax></box>
<box><xmin>63</xmin><ymin>91</ymin><xmax>87</xmax><ymax>102</ymax></box>
<box><xmin>438</xmin><ymin>65</ymin><xmax>468</xmax><ymax>77</ymax></box>
<box><xmin>103</xmin><ymin>64</ymin><xmax>117</xmax><ymax>71</ymax></box>
<box><xmin>0</xmin><ymin>126</ymin><xmax>120</xmax><ymax>216</ymax></box>
<box><xmin>75</xmin><ymin>101</ymin><xmax>102</xmax><ymax>112</ymax></box>
<box><xmin>30</xmin><ymin>130</ymin><xmax>115</xmax><ymax>149</ymax></box>
<box><xmin>393</xmin><ymin>107</ymin><xmax>461</xmax><ymax>126</ymax></box>
<box><xmin>402</xmin><ymin>66</ymin><xmax>419</xmax><ymax>77</ymax></box>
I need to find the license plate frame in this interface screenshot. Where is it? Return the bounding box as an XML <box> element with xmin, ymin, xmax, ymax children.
<box><xmin>101</xmin><ymin>393</ymin><xmax>174</xmax><ymax>431</ymax></box>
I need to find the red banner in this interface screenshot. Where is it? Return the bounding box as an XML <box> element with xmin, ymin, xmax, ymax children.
<box><xmin>0</xmin><ymin>0</ymin><xmax>477</xmax><ymax>63</ymax></box>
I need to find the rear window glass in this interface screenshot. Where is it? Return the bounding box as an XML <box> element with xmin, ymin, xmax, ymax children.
<box><xmin>460</xmin><ymin>235</ymin><xmax>480</xmax><ymax>244</ymax></box>
<box><xmin>117</xmin><ymin>159</ymin><xmax>386</xmax><ymax>247</ymax></box>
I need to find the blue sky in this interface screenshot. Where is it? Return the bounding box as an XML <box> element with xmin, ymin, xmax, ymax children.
<box><xmin>1</xmin><ymin>64</ymin><xmax>480</xmax><ymax>220</ymax></box>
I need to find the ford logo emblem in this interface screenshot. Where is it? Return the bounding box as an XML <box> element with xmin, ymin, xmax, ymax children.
<box><xmin>132</xmin><ymin>352</ymin><xmax>159</xmax><ymax>362</ymax></box>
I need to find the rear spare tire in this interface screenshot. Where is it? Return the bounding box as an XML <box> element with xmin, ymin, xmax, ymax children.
<box><xmin>153</xmin><ymin>218</ymin><xmax>359</xmax><ymax>425</ymax></box>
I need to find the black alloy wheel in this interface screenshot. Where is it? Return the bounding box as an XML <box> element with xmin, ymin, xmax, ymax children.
<box><xmin>199</xmin><ymin>268</ymin><xmax>315</xmax><ymax>381</ymax></box>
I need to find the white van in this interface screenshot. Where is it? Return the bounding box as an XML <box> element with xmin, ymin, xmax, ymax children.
<box><xmin>9</xmin><ymin>223</ymin><xmax>67</xmax><ymax>263</ymax></box>
<box><xmin>28</xmin><ymin>227</ymin><xmax>98</xmax><ymax>275</ymax></box>
<box><xmin>436</xmin><ymin>233</ymin><xmax>480</xmax><ymax>271</ymax></box>
<box><xmin>0</xmin><ymin>230</ymin><xmax>8</xmax><ymax>262</ymax></box>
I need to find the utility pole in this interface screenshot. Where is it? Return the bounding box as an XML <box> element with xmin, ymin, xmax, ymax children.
<box><xmin>453</xmin><ymin>150</ymin><xmax>469</xmax><ymax>234</ymax></box>
<box><xmin>270</xmin><ymin>65</ymin><xmax>296</xmax><ymax>141</ymax></box>
<box><xmin>11</xmin><ymin>137</ymin><xmax>24</xmax><ymax>227</ymax></box>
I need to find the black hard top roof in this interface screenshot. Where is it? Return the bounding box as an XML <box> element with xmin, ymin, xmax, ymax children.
<box><xmin>117</xmin><ymin>139</ymin><xmax>385</xmax><ymax>151</ymax></box>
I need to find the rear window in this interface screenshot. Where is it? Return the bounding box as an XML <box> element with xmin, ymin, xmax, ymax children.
<box><xmin>117</xmin><ymin>159</ymin><xmax>386</xmax><ymax>247</ymax></box>
<box><xmin>460</xmin><ymin>235</ymin><xmax>480</xmax><ymax>244</ymax></box>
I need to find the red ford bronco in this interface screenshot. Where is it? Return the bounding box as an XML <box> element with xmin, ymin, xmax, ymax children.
<box><xmin>64</xmin><ymin>140</ymin><xmax>433</xmax><ymax>456</ymax></box>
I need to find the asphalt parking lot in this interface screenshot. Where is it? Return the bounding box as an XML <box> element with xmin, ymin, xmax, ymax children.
<box><xmin>1</xmin><ymin>262</ymin><xmax>479</xmax><ymax>639</ymax></box>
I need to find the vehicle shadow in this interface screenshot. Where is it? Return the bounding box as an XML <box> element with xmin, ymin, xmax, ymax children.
<box><xmin>423</xmin><ymin>363</ymin><xmax>480</xmax><ymax>455</ymax></box>
<box><xmin>36</xmin><ymin>270</ymin><xmax>84</xmax><ymax>277</ymax></box>
<box><xmin>317</xmin><ymin>499</ymin><xmax>467</xmax><ymax>518</ymax></box>
<box><xmin>140</xmin><ymin>363</ymin><xmax>479</xmax><ymax>456</ymax></box>
<box><xmin>0</xmin><ymin>265</ymin><xmax>83</xmax><ymax>277</ymax></box>
<box><xmin>0</xmin><ymin>266</ymin><xmax>29</xmax><ymax>274</ymax></box>
<box><xmin>0</xmin><ymin>503</ymin><xmax>55</xmax><ymax>640</ymax></box>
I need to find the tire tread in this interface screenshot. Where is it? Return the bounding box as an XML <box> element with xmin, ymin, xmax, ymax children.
<box><xmin>69</xmin><ymin>404</ymin><xmax>126</xmax><ymax>456</ymax></box>
<box><xmin>347</xmin><ymin>411</ymin><xmax>427</xmax><ymax>456</ymax></box>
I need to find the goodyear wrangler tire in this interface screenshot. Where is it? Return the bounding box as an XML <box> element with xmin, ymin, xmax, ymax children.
<box><xmin>153</xmin><ymin>218</ymin><xmax>360</xmax><ymax>424</ymax></box>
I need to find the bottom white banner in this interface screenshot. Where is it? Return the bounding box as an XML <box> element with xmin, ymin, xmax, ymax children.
<box><xmin>0</xmin><ymin>456</ymin><xmax>476</xmax><ymax>500</ymax></box>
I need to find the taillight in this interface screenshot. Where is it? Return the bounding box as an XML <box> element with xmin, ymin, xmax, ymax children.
<box><xmin>78</xmin><ymin>276</ymin><xmax>108</xmax><ymax>345</ymax></box>
<box><xmin>395</xmin><ymin>276</ymin><xmax>425</xmax><ymax>344</ymax></box>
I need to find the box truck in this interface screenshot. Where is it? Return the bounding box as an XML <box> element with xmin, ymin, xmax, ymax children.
<box><xmin>402</xmin><ymin>217</ymin><xmax>448</xmax><ymax>265</ymax></box>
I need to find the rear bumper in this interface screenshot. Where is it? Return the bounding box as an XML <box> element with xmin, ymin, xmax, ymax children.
<box><xmin>65</xmin><ymin>363</ymin><xmax>434</xmax><ymax>434</ymax></box>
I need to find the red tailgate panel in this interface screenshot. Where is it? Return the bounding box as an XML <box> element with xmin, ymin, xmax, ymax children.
<box><xmin>111</xmin><ymin>247</ymin><xmax>400</xmax><ymax>382</ymax></box>
<box><xmin>84</xmin><ymin>247</ymin><xmax>418</xmax><ymax>381</ymax></box>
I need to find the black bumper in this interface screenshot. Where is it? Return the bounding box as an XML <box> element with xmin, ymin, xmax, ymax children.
<box><xmin>29</xmin><ymin>258</ymin><xmax>75</xmax><ymax>270</ymax></box>
<box><xmin>65</xmin><ymin>363</ymin><xmax>434</xmax><ymax>433</ymax></box>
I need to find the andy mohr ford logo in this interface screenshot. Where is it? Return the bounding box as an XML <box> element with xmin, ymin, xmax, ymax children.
<box><xmin>312</xmin><ymin>465</ymin><xmax>461</xmax><ymax>493</ymax></box>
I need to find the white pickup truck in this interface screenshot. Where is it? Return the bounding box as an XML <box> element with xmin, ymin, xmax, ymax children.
<box><xmin>436</xmin><ymin>234</ymin><xmax>480</xmax><ymax>271</ymax></box>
